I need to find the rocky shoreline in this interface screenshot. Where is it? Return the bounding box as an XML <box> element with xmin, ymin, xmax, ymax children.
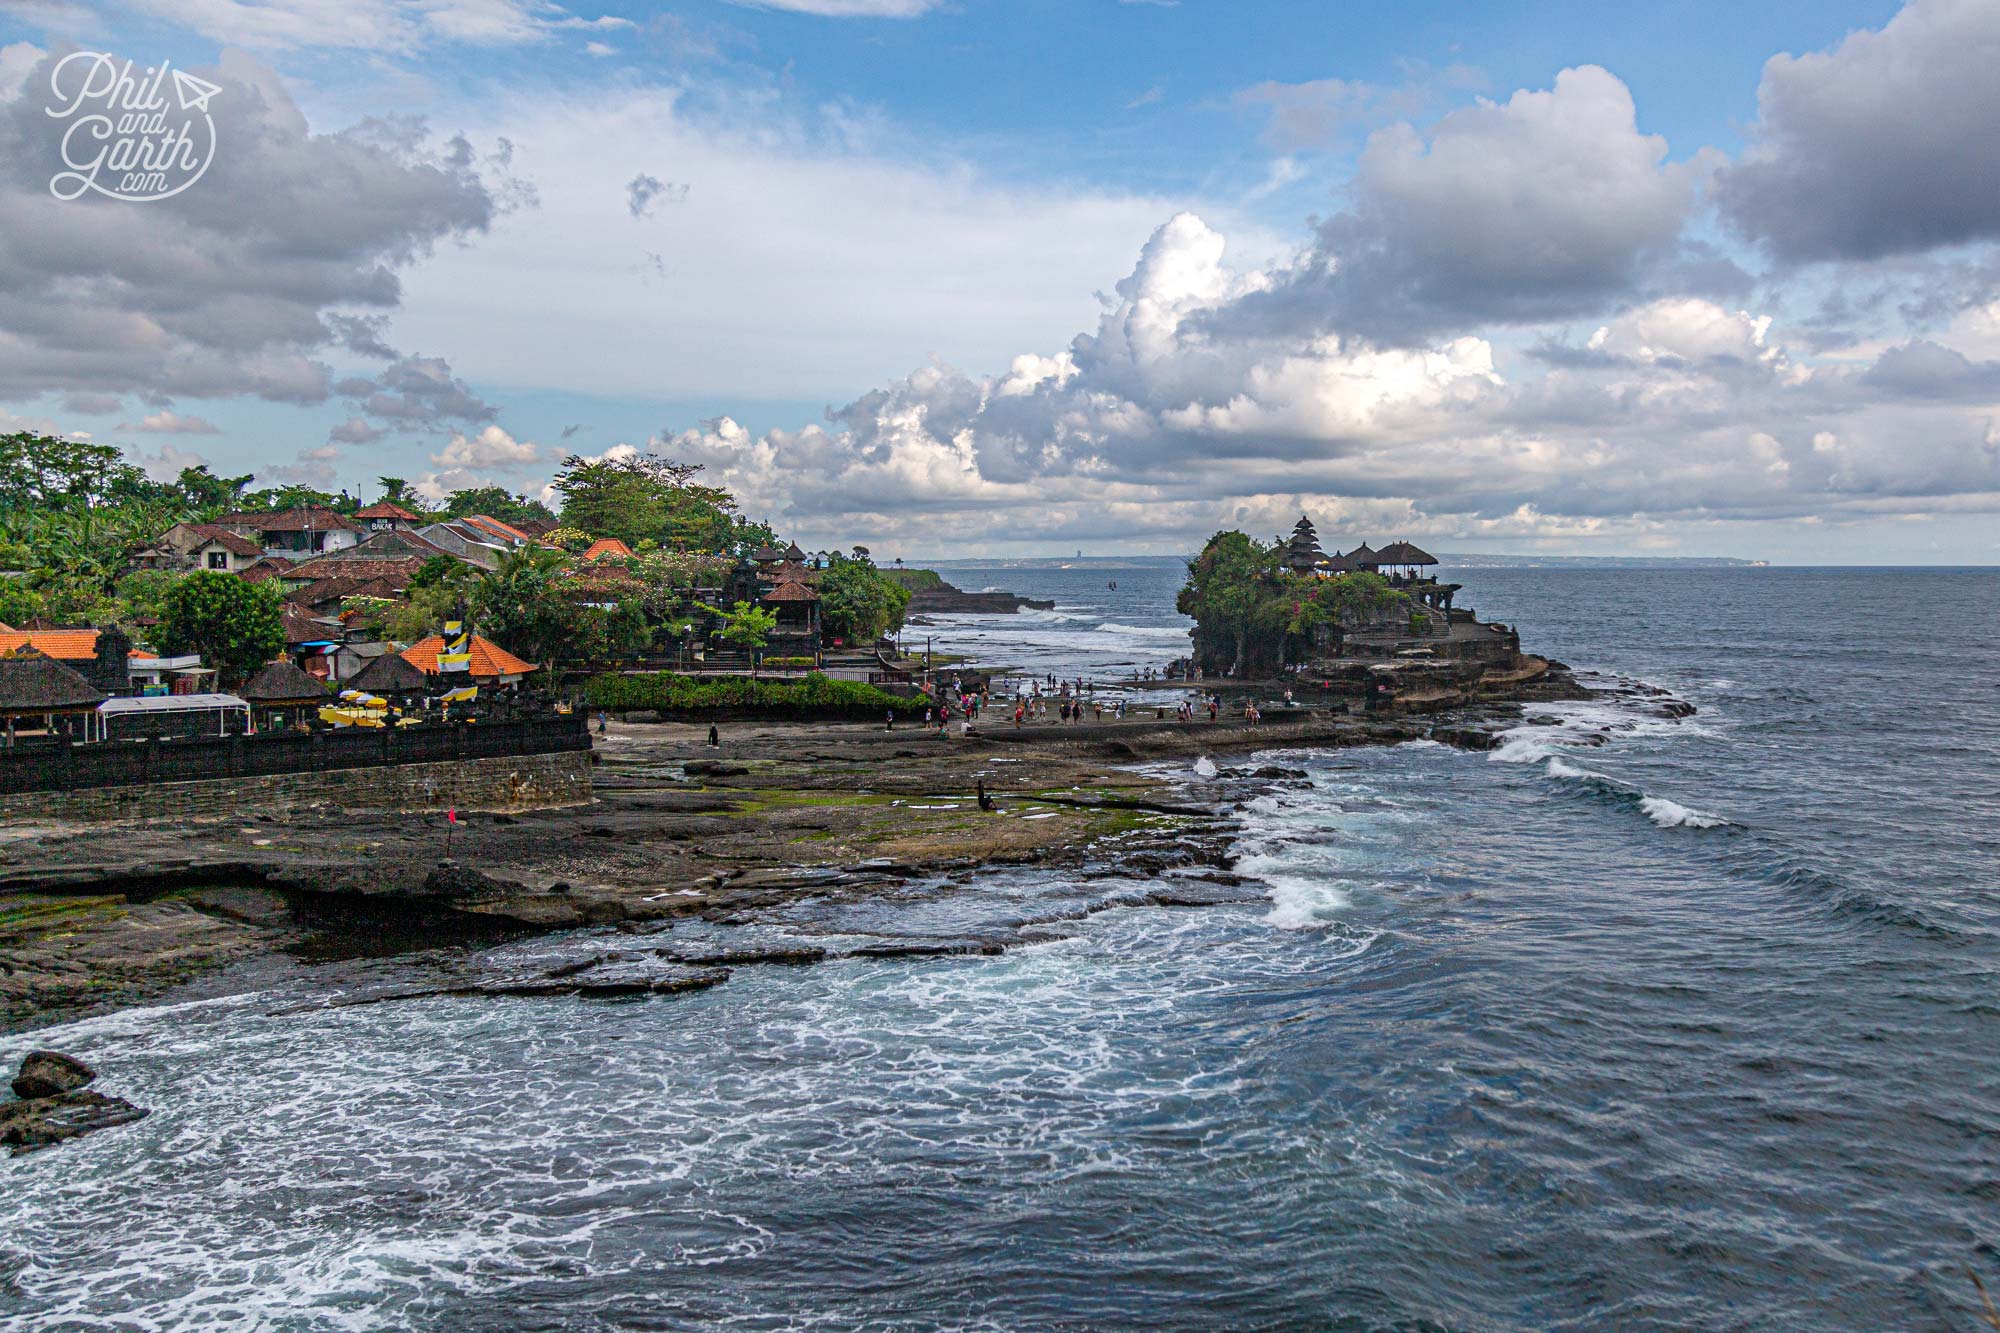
<box><xmin>0</xmin><ymin>659</ymin><xmax>1626</xmax><ymax>1045</ymax></box>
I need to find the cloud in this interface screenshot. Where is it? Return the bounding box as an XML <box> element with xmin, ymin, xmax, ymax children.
<box><xmin>1234</xmin><ymin>71</ymin><xmax>1463</xmax><ymax>153</ymax></box>
<box><xmin>267</xmin><ymin>443</ymin><xmax>340</xmax><ymax>486</ymax></box>
<box><xmin>604</xmin><ymin>212</ymin><xmax>2000</xmax><ymax>552</ymax></box>
<box><xmin>118</xmin><ymin>410</ymin><xmax>223</xmax><ymax>434</ymax></box>
<box><xmin>335</xmin><ymin>355</ymin><xmax>498</xmax><ymax>428</ymax></box>
<box><xmin>131</xmin><ymin>441</ymin><xmax>210</xmax><ymax>480</ymax></box>
<box><xmin>1221</xmin><ymin>66</ymin><xmax>1710</xmax><ymax>343</ymax></box>
<box><xmin>0</xmin><ymin>47</ymin><xmax>496</xmax><ymax>410</ymax></box>
<box><xmin>625</xmin><ymin>172</ymin><xmax>687</xmax><ymax>219</ymax></box>
<box><xmin>721</xmin><ymin>0</ymin><xmax>941</xmax><ymax>16</ymax></box>
<box><xmin>109</xmin><ymin>0</ymin><xmax>635</xmax><ymax>54</ymax></box>
<box><xmin>1717</xmin><ymin>0</ymin><xmax>2000</xmax><ymax>263</ymax></box>
<box><xmin>430</xmin><ymin>423</ymin><xmax>541</xmax><ymax>469</ymax></box>
<box><xmin>327</xmin><ymin>415</ymin><xmax>388</xmax><ymax>444</ymax></box>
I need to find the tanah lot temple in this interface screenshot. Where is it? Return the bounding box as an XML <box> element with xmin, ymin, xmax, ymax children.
<box><xmin>1281</xmin><ymin>515</ymin><xmax>1459</xmax><ymax>619</ymax></box>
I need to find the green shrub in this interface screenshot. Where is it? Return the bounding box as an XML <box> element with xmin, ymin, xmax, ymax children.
<box><xmin>762</xmin><ymin>656</ymin><xmax>817</xmax><ymax>670</ymax></box>
<box><xmin>585</xmin><ymin>670</ymin><xmax>929</xmax><ymax>717</ymax></box>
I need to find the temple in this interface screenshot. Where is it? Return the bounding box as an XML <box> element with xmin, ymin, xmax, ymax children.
<box><xmin>1283</xmin><ymin>515</ymin><xmax>1458</xmax><ymax>618</ymax></box>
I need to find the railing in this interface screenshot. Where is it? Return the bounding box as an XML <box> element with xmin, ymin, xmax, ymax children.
<box><xmin>0</xmin><ymin>715</ymin><xmax>591</xmax><ymax>797</ymax></box>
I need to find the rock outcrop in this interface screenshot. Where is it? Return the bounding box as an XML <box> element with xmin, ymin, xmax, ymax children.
<box><xmin>1</xmin><ymin>1050</ymin><xmax>148</xmax><ymax>1153</ymax></box>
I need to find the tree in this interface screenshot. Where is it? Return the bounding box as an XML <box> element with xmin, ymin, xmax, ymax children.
<box><xmin>1176</xmin><ymin>531</ymin><xmax>1277</xmax><ymax>676</ymax></box>
<box><xmin>155</xmin><ymin>572</ymin><xmax>286</xmax><ymax>687</ymax></box>
<box><xmin>550</xmin><ymin>451</ymin><xmax>766</xmax><ymax>551</ymax></box>
<box><xmin>113</xmin><ymin>569</ymin><xmax>187</xmax><ymax>623</ymax></box>
<box><xmin>817</xmin><ymin>551</ymin><xmax>910</xmax><ymax>643</ymax></box>
<box><xmin>709</xmin><ymin>600</ymin><xmax>777</xmax><ymax>666</ymax></box>
<box><xmin>470</xmin><ymin>545</ymin><xmax>574</xmax><ymax>670</ymax></box>
<box><xmin>0</xmin><ymin>579</ymin><xmax>44</xmax><ymax>627</ymax></box>
<box><xmin>374</xmin><ymin>477</ymin><xmax>422</xmax><ymax>511</ymax></box>
<box><xmin>173</xmin><ymin>465</ymin><xmax>253</xmax><ymax>514</ymax></box>
<box><xmin>441</xmin><ymin>486</ymin><xmax>556</xmax><ymax>526</ymax></box>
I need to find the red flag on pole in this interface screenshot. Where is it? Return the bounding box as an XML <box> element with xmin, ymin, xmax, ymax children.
<box><xmin>447</xmin><ymin>809</ymin><xmax>461</xmax><ymax>825</ymax></box>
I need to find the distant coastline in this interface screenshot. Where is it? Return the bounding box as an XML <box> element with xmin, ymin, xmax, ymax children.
<box><xmin>913</xmin><ymin>553</ymin><xmax>1768</xmax><ymax>570</ymax></box>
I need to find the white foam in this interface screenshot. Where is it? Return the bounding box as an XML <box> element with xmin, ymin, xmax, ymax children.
<box><xmin>1193</xmin><ymin>756</ymin><xmax>1218</xmax><ymax>779</ymax></box>
<box><xmin>1262</xmin><ymin>876</ymin><xmax>1355</xmax><ymax>929</ymax></box>
<box><xmin>1639</xmin><ymin>795</ymin><xmax>1732</xmax><ymax>829</ymax></box>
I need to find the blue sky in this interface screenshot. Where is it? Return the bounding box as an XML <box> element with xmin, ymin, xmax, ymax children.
<box><xmin>2</xmin><ymin>0</ymin><xmax>1996</xmax><ymax>562</ymax></box>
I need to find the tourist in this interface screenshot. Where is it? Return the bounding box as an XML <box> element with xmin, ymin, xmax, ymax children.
<box><xmin>886</xmin><ymin>709</ymin><xmax>895</xmax><ymax>731</ymax></box>
<box><xmin>707</xmin><ymin>724</ymin><xmax>719</xmax><ymax>748</ymax></box>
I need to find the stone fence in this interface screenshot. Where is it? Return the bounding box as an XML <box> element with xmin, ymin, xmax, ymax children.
<box><xmin>0</xmin><ymin>715</ymin><xmax>590</xmax><ymax>797</ymax></box>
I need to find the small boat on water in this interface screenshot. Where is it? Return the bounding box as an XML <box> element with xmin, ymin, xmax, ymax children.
<box><xmin>1108</xmin><ymin>580</ymin><xmax>1117</xmax><ymax>590</ymax></box>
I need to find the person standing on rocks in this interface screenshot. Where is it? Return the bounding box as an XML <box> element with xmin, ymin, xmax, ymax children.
<box><xmin>707</xmin><ymin>724</ymin><xmax>719</xmax><ymax>748</ymax></box>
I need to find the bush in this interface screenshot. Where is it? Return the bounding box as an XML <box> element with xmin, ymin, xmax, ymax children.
<box><xmin>585</xmin><ymin>670</ymin><xmax>928</xmax><ymax>717</ymax></box>
<box><xmin>762</xmin><ymin>656</ymin><xmax>817</xmax><ymax>670</ymax></box>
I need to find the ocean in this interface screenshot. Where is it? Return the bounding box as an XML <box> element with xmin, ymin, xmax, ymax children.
<box><xmin>3</xmin><ymin>566</ymin><xmax>1997</xmax><ymax>1331</ymax></box>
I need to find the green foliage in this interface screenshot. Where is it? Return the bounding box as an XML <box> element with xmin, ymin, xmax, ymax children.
<box><xmin>441</xmin><ymin>486</ymin><xmax>556</xmax><ymax>526</ymax></box>
<box><xmin>880</xmin><ymin>568</ymin><xmax>945</xmax><ymax>592</ymax></box>
<box><xmin>550</xmin><ymin>451</ymin><xmax>774</xmax><ymax>552</ymax></box>
<box><xmin>1179</xmin><ymin>531</ymin><xmax>1408</xmax><ymax>672</ymax></box>
<box><xmin>543</xmin><ymin>526</ymin><xmax>594</xmax><ymax>553</ymax></box>
<box><xmin>112</xmin><ymin>569</ymin><xmax>187</xmax><ymax>623</ymax></box>
<box><xmin>584</xmin><ymin>671</ymin><xmax>927</xmax><ymax>717</ymax></box>
<box><xmin>707</xmin><ymin>600</ymin><xmax>778</xmax><ymax>654</ymax></box>
<box><xmin>0</xmin><ymin>579</ymin><xmax>45</xmax><ymax>627</ymax></box>
<box><xmin>762</xmin><ymin>656</ymin><xmax>817</xmax><ymax>670</ymax></box>
<box><xmin>408</xmin><ymin>555</ymin><xmax>470</xmax><ymax>592</ymax></box>
<box><xmin>817</xmin><ymin>551</ymin><xmax>911</xmax><ymax>642</ymax></box>
<box><xmin>154</xmin><ymin>571</ymin><xmax>285</xmax><ymax>687</ymax></box>
<box><xmin>471</xmin><ymin>545</ymin><xmax>650</xmax><ymax>667</ymax></box>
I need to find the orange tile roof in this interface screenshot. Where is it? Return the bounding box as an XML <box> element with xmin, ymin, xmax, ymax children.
<box><xmin>459</xmin><ymin>514</ymin><xmax>531</xmax><ymax>545</ymax></box>
<box><xmin>582</xmin><ymin>538</ymin><xmax>633</xmax><ymax>562</ymax></box>
<box><xmin>0</xmin><ymin>629</ymin><xmax>99</xmax><ymax>659</ymax></box>
<box><xmin>401</xmin><ymin>633</ymin><xmax>538</xmax><ymax>679</ymax></box>
<box><xmin>762</xmin><ymin>580</ymin><xmax>818</xmax><ymax>602</ymax></box>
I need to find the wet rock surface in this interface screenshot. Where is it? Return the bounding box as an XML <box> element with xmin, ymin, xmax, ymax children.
<box><xmin>1</xmin><ymin>664</ymin><xmax>1625</xmax><ymax>1032</ymax></box>
<box><xmin>1</xmin><ymin>1050</ymin><xmax>147</xmax><ymax>1154</ymax></box>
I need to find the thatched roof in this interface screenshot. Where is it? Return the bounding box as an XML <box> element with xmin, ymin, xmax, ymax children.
<box><xmin>763</xmin><ymin>580</ymin><xmax>818</xmax><ymax>603</ymax></box>
<box><xmin>347</xmin><ymin>651</ymin><xmax>428</xmax><ymax>694</ymax></box>
<box><xmin>1346</xmin><ymin>542</ymin><xmax>1381</xmax><ymax>567</ymax></box>
<box><xmin>0</xmin><ymin>649</ymin><xmax>108</xmax><ymax>713</ymax></box>
<box><xmin>1375</xmin><ymin>540</ymin><xmax>1438</xmax><ymax>566</ymax></box>
<box><xmin>1319</xmin><ymin>550</ymin><xmax>1355</xmax><ymax>573</ymax></box>
<box><xmin>241</xmin><ymin>659</ymin><xmax>330</xmax><ymax>703</ymax></box>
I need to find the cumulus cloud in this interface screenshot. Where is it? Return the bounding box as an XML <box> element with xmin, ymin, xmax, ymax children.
<box><xmin>431</xmin><ymin>423</ymin><xmax>541</xmax><ymax>469</ymax></box>
<box><xmin>608</xmin><ymin>210</ymin><xmax>2000</xmax><ymax>552</ymax></box>
<box><xmin>1717</xmin><ymin>0</ymin><xmax>2000</xmax><ymax>263</ymax></box>
<box><xmin>117</xmin><ymin>410</ymin><xmax>223</xmax><ymax>434</ymax></box>
<box><xmin>0</xmin><ymin>47</ymin><xmax>496</xmax><ymax>410</ymax></box>
<box><xmin>1221</xmin><ymin>66</ymin><xmax>1710</xmax><ymax>342</ymax></box>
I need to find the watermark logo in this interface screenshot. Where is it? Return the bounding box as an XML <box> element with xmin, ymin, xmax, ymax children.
<box><xmin>45</xmin><ymin>53</ymin><xmax>219</xmax><ymax>203</ymax></box>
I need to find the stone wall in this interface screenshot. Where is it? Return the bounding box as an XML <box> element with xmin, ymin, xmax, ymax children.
<box><xmin>0</xmin><ymin>750</ymin><xmax>592</xmax><ymax>826</ymax></box>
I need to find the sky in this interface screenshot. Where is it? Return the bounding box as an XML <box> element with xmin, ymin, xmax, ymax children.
<box><xmin>2</xmin><ymin>0</ymin><xmax>1998</xmax><ymax>563</ymax></box>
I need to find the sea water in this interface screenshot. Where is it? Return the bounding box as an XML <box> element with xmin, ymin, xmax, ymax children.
<box><xmin>3</xmin><ymin>566</ymin><xmax>1996</xmax><ymax>1331</ymax></box>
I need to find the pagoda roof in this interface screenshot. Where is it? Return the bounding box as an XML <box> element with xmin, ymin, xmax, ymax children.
<box><xmin>1375</xmin><ymin>540</ymin><xmax>1438</xmax><ymax>566</ymax></box>
<box><xmin>0</xmin><ymin>649</ymin><xmax>107</xmax><ymax>713</ymax></box>
<box><xmin>402</xmin><ymin>633</ymin><xmax>537</xmax><ymax>680</ymax></box>
<box><xmin>762</xmin><ymin>580</ymin><xmax>819</xmax><ymax>602</ymax></box>
<box><xmin>241</xmin><ymin>659</ymin><xmax>330</xmax><ymax>703</ymax></box>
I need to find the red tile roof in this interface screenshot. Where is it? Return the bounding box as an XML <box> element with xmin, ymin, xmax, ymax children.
<box><xmin>0</xmin><ymin>628</ymin><xmax>99</xmax><ymax>659</ymax></box>
<box><xmin>188</xmin><ymin>524</ymin><xmax>264</xmax><ymax>557</ymax></box>
<box><xmin>582</xmin><ymin>538</ymin><xmax>633</xmax><ymax>562</ymax></box>
<box><xmin>214</xmin><ymin>507</ymin><xmax>360</xmax><ymax>533</ymax></box>
<box><xmin>282</xmin><ymin>555</ymin><xmax>428</xmax><ymax>583</ymax></box>
<box><xmin>401</xmin><ymin>634</ymin><xmax>537</xmax><ymax>679</ymax></box>
<box><xmin>763</xmin><ymin>580</ymin><xmax>819</xmax><ymax>602</ymax></box>
<box><xmin>354</xmin><ymin>501</ymin><xmax>421</xmax><ymax>521</ymax></box>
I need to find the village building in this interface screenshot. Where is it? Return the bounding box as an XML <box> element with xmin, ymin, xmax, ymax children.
<box><xmin>130</xmin><ymin>522</ymin><xmax>266</xmax><ymax>574</ymax></box>
<box><xmin>240</xmin><ymin>659</ymin><xmax>330</xmax><ymax>730</ymax></box>
<box><xmin>345</xmin><ymin>650</ymin><xmax>429</xmax><ymax>698</ymax></box>
<box><xmin>0</xmin><ymin>648</ymin><xmax>109</xmax><ymax>746</ymax></box>
<box><xmin>98</xmin><ymin>693</ymin><xmax>251</xmax><ymax>741</ymax></box>
<box><xmin>210</xmin><ymin>507</ymin><xmax>363</xmax><ymax>558</ymax></box>
<box><xmin>353</xmin><ymin>501</ymin><xmax>423</xmax><ymax>533</ymax></box>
